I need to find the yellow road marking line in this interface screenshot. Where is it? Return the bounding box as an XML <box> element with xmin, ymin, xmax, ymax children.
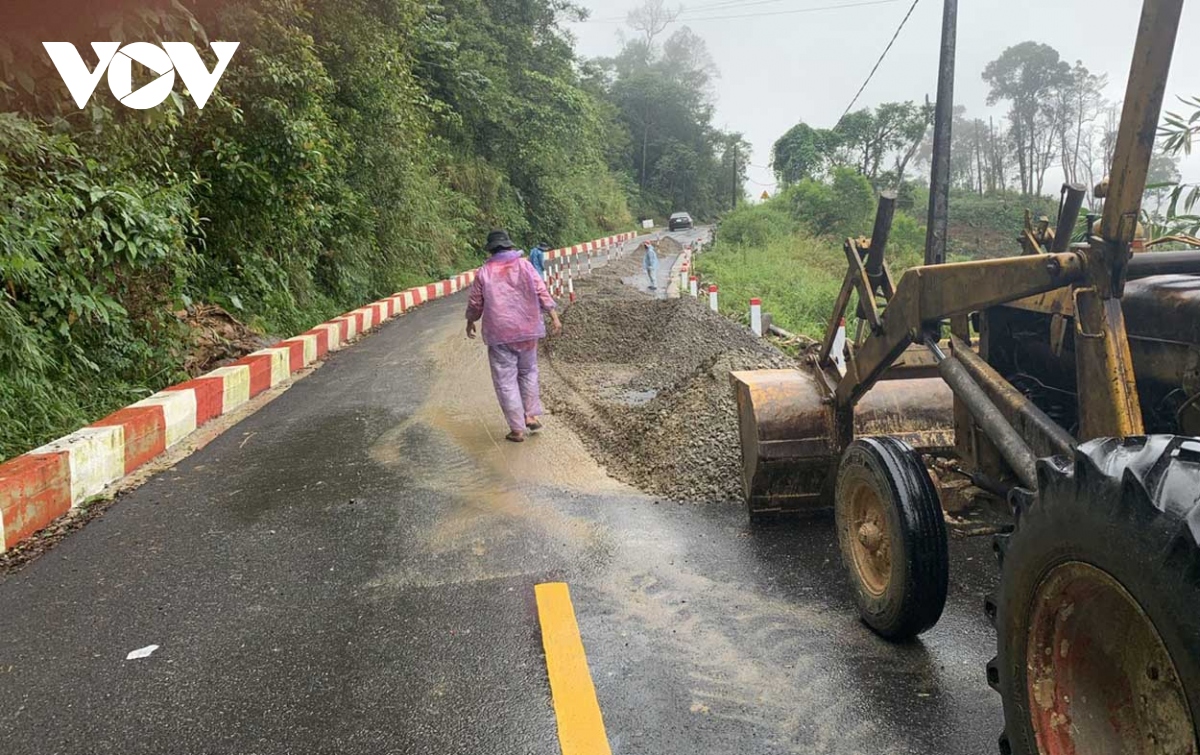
<box><xmin>535</xmin><ymin>582</ymin><xmax>613</xmax><ymax>755</ymax></box>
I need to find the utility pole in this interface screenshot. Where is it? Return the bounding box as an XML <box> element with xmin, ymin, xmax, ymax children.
<box><xmin>924</xmin><ymin>0</ymin><xmax>957</xmax><ymax>266</ymax></box>
<box><xmin>731</xmin><ymin>142</ymin><xmax>739</xmax><ymax>210</ymax></box>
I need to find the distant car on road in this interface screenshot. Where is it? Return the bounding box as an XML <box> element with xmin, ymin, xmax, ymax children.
<box><xmin>668</xmin><ymin>212</ymin><xmax>694</xmax><ymax>231</ymax></box>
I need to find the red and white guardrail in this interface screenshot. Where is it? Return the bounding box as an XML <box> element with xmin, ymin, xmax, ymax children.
<box><xmin>544</xmin><ymin>234</ymin><xmax>639</xmax><ymax>301</ymax></box>
<box><xmin>0</xmin><ymin>231</ymin><xmax>636</xmax><ymax>553</ymax></box>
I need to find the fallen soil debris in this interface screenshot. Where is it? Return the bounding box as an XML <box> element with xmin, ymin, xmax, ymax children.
<box><xmin>649</xmin><ymin>235</ymin><xmax>684</xmax><ymax>257</ymax></box>
<box><xmin>541</xmin><ymin>236</ymin><xmax>1005</xmax><ymax>529</ymax></box>
<box><xmin>177</xmin><ymin>304</ymin><xmax>274</xmax><ymax>376</ymax></box>
<box><xmin>542</xmin><ymin>242</ymin><xmax>793</xmax><ymax>502</ymax></box>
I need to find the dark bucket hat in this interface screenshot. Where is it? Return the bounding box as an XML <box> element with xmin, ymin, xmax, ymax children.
<box><xmin>485</xmin><ymin>230</ymin><xmax>516</xmax><ymax>253</ymax></box>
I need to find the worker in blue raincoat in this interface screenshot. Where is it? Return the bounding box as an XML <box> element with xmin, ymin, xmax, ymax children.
<box><xmin>643</xmin><ymin>239</ymin><xmax>659</xmax><ymax>291</ymax></box>
<box><xmin>528</xmin><ymin>242</ymin><xmax>548</xmax><ymax>279</ymax></box>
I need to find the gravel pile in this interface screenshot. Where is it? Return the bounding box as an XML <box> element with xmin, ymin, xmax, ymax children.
<box><xmin>542</xmin><ymin>246</ymin><xmax>794</xmax><ymax>502</ymax></box>
<box><xmin>651</xmin><ymin>235</ymin><xmax>684</xmax><ymax>257</ymax></box>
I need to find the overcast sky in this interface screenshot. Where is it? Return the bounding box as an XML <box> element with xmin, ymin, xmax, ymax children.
<box><xmin>566</xmin><ymin>0</ymin><xmax>1200</xmax><ymax>197</ymax></box>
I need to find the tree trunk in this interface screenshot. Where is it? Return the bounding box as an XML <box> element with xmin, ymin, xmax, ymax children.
<box><xmin>895</xmin><ymin>137</ymin><xmax>921</xmax><ymax>188</ymax></box>
<box><xmin>640</xmin><ymin>118</ymin><xmax>650</xmax><ymax>192</ymax></box>
<box><xmin>975</xmin><ymin>122</ymin><xmax>985</xmax><ymax>196</ymax></box>
<box><xmin>1016</xmin><ymin>134</ymin><xmax>1029</xmax><ymax>196</ymax></box>
<box><xmin>1027</xmin><ymin>112</ymin><xmax>1036</xmax><ymax>196</ymax></box>
<box><xmin>988</xmin><ymin>117</ymin><xmax>998</xmax><ymax>194</ymax></box>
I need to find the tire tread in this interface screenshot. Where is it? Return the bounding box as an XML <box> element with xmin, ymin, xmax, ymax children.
<box><xmin>992</xmin><ymin>435</ymin><xmax>1200</xmax><ymax>753</ymax></box>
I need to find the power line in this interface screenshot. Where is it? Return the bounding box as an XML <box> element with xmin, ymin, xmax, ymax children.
<box><xmin>676</xmin><ymin>0</ymin><xmax>899</xmax><ymax>21</ymax></box>
<box><xmin>837</xmin><ymin>0</ymin><xmax>921</xmax><ymax>123</ymax></box>
<box><xmin>583</xmin><ymin>0</ymin><xmax>898</xmax><ymax>24</ymax></box>
<box><xmin>682</xmin><ymin>0</ymin><xmax>813</xmax><ymax>14</ymax></box>
<box><xmin>585</xmin><ymin>0</ymin><xmax>825</xmax><ymax>23</ymax></box>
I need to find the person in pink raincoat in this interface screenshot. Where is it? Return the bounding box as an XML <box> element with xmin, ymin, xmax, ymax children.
<box><xmin>466</xmin><ymin>230</ymin><xmax>563</xmax><ymax>442</ymax></box>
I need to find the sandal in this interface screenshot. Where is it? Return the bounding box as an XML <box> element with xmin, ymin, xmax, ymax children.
<box><xmin>505</xmin><ymin>431</ymin><xmax>526</xmax><ymax>443</ymax></box>
<box><xmin>526</xmin><ymin>420</ymin><xmax>543</xmax><ymax>432</ymax></box>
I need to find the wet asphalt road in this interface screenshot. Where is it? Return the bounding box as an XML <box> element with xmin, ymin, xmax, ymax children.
<box><xmin>624</xmin><ymin>227</ymin><xmax>708</xmax><ymax>297</ymax></box>
<box><xmin>0</xmin><ymin>237</ymin><xmax>1004</xmax><ymax>754</ymax></box>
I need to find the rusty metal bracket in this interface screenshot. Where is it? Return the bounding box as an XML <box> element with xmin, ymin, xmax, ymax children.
<box><xmin>819</xmin><ymin>259</ymin><xmax>857</xmax><ymax>368</ymax></box>
<box><xmin>846</xmin><ymin>241</ymin><xmax>881</xmax><ymax>330</ymax></box>
<box><xmin>1099</xmin><ymin>0</ymin><xmax>1184</xmax><ymax>296</ymax></box>
<box><xmin>834</xmin><ymin>252</ymin><xmax>1084</xmax><ymax>408</ymax></box>
<box><xmin>1074</xmin><ymin>286</ymin><xmax>1145</xmax><ymax>440</ymax></box>
<box><xmin>1071</xmin><ymin>287</ymin><xmax>1105</xmax><ymax>340</ymax></box>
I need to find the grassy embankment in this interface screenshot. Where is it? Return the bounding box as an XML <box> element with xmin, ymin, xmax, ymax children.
<box><xmin>696</xmin><ymin>175</ymin><xmax>1059</xmax><ymax>340</ymax></box>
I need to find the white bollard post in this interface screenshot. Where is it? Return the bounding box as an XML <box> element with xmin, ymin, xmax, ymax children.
<box><xmin>680</xmin><ymin>265</ymin><xmax>688</xmax><ymax>292</ymax></box>
<box><xmin>568</xmin><ymin>273</ymin><xmax>576</xmax><ymax>303</ymax></box>
<box><xmin>689</xmin><ymin>276</ymin><xmax>699</xmax><ymax>297</ymax></box>
<box><xmin>708</xmin><ymin>284</ymin><xmax>719</xmax><ymax>312</ymax></box>
<box><xmin>750</xmin><ymin>297</ymin><xmax>763</xmax><ymax>336</ymax></box>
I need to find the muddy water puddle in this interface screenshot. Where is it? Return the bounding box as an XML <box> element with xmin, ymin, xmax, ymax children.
<box><xmin>365</xmin><ymin>320</ymin><xmax>628</xmax><ymax>587</ymax></box>
<box><xmin>619</xmin><ymin>388</ymin><xmax>659</xmax><ymax>406</ymax></box>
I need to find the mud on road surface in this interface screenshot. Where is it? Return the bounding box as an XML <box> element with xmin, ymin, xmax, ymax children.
<box><xmin>542</xmin><ymin>235</ymin><xmax>793</xmax><ymax>503</ymax></box>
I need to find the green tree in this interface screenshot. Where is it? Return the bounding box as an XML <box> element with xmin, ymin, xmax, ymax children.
<box><xmin>771</xmin><ymin>122</ymin><xmax>837</xmax><ymax>185</ymax></box>
<box><xmin>1150</xmin><ymin>97</ymin><xmax>1200</xmax><ymax>235</ymax></box>
<box><xmin>599</xmin><ymin>24</ymin><xmax>735</xmax><ymax>220</ymax></box>
<box><xmin>1055</xmin><ymin>61</ymin><xmax>1107</xmax><ymax>188</ymax></box>
<box><xmin>774</xmin><ymin>101</ymin><xmax>929</xmax><ymax>189</ymax></box>
<box><xmin>838</xmin><ymin>101</ymin><xmax>932</xmax><ymax>187</ymax></box>
<box><xmin>983</xmin><ymin>41</ymin><xmax>1072</xmax><ymax>196</ymax></box>
<box><xmin>785</xmin><ymin>167</ymin><xmax>874</xmax><ymax>239</ymax></box>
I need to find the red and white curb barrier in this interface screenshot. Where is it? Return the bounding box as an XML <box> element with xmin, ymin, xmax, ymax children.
<box><xmin>0</xmin><ymin>231</ymin><xmax>636</xmax><ymax>553</ymax></box>
<box><xmin>667</xmin><ymin>242</ymin><xmax>696</xmax><ymax>298</ymax></box>
<box><xmin>544</xmin><ymin>233</ymin><xmax>642</xmax><ymax>304</ymax></box>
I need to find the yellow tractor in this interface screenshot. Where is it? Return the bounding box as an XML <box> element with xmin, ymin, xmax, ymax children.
<box><xmin>732</xmin><ymin>0</ymin><xmax>1199</xmax><ymax>751</ymax></box>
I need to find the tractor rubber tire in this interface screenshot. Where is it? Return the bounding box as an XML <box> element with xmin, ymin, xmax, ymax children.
<box><xmin>835</xmin><ymin>436</ymin><xmax>949</xmax><ymax>641</ymax></box>
<box><xmin>989</xmin><ymin>436</ymin><xmax>1200</xmax><ymax>755</ymax></box>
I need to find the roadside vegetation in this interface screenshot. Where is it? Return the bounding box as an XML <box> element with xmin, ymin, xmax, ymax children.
<box><xmin>701</xmin><ymin>36</ymin><xmax>1197</xmax><ymax>340</ymax></box>
<box><xmin>696</xmin><ymin>171</ymin><xmax>925</xmax><ymax>339</ymax></box>
<box><xmin>0</xmin><ymin>0</ymin><xmax>745</xmax><ymax>460</ymax></box>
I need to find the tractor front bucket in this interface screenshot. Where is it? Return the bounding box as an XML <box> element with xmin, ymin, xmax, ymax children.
<box><xmin>730</xmin><ymin>369</ymin><xmax>954</xmax><ymax>516</ymax></box>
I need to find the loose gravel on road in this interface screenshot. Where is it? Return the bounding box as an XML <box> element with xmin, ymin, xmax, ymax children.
<box><xmin>541</xmin><ymin>240</ymin><xmax>794</xmax><ymax>503</ymax></box>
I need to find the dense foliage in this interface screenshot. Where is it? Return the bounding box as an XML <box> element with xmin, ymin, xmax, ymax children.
<box><xmin>698</xmin><ymin>173</ymin><xmax>926</xmax><ymax>339</ymax></box>
<box><xmin>772</xmin><ymin>102</ymin><xmax>931</xmax><ymax>190</ymax></box>
<box><xmin>0</xmin><ymin>0</ymin><xmax>659</xmax><ymax>459</ymax></box>
<box><xmin>589</xmin><ymin>26</ymin><xmax>749</xmax><ymax>222</ymax></box>
<box><xmin>1154</xmin><ymin>95</ymin><xmax>1200</xmax><ymax>236</ymax></box>
<box><xmin>749</xmin><ymin>35</ymin><xmax>1191</xmax><ymax>327</ymax></box>
<box><xmin>771</xmin><ymin>39</ymin><xmax>1177</xmax><ymax>215</ymax></box>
